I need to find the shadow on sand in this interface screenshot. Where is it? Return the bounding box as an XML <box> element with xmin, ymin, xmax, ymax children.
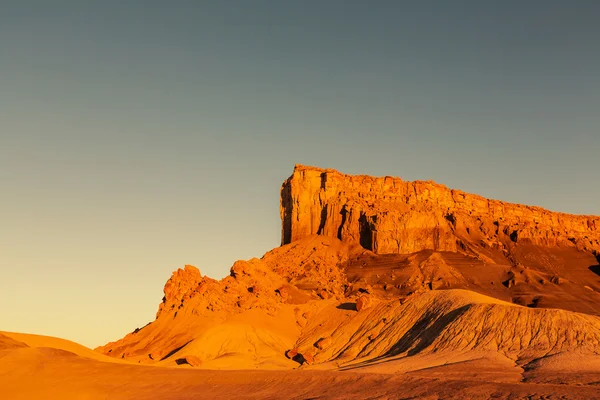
<box><xmin>589</xmin><ymin>252</ymin><xmax>600</xmax><ymax>277</ymax></box>
<box><xmin>160</xmin><ymin>340</ymin><xmax>193</xmax><ymax>361</ymax></box>
<box><xmin>336</xmin><ymin>302</ymin><xmax>357</xmax><ymax>311</ymax></box>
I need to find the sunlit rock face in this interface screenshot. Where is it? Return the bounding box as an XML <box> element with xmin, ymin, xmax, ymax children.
<box><xmin>280</xmin><ymin>164</ymin><xmax>600</xmax><ymax>256</ymax></box>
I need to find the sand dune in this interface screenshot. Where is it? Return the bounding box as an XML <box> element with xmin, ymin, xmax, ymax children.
<box><xmin>1</xmin><ymin>331</ymin><xmax>126</xmax><ymax>363</ymax></box>
<box><xmin>0</xmin><ymin>333</ymin><xmax>28</xmax><ymax>350</ymax></box>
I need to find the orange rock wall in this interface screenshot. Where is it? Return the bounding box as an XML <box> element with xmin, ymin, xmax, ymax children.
<box><xmin>280</xmin><ymin>165</ymin><xmax>600</xmax><ymax>255</ymax></box>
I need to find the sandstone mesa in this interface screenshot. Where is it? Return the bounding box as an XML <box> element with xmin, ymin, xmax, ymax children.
<box><xmin>95</xmin><ymin>165</ymin><xmax>600</xmax><ymax>370</ymax></box>
<box><xmin>281</xmin><ymin>164</ymin><xmax>600</xmax><ymax>255</ymax></box>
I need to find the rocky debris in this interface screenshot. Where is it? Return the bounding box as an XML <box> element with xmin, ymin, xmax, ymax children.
<box><xmin>229</xmin><ymin>260</ymin><xmax>258</xmax><ymax>278</ymax></box>
<box><xmin>280</xmin><ymin>165</ymin><xmax>600</xmax><ymax>255</ymax></box>
<box><xmin>503</xmin><ymin>279</ymin><xmax>516</xmax><ymax>289</ymax></box>
<box><xmin>277</xmin><ymin>284</ymin><xmax>314</xmax><ymax>304</ymax></box>
<box><xmin>315</xmin><ymin>337</ymin><xmax>332</xmax><ymax>350</ymax></box>
<box><xmin>285</xmin><ymin>347</ymin><xmax>316</xmax><ymax>365</ymax></box>
<box><xmin>177</xmin><ymin>355</ymin><xmax>202</xmax><ymax>367</ymax></box>
<box><xmin>551</xmin><ymin>276</ymin><xmax>566</xmax><ymax>285</ymax></box>
<box><xmin>285</xmin><ymin>348</ymin><xmax>299</xmax><ymax>359</ymax></box>
<box><xmin>356</xmin><ymin>295</ymin><xmax>372</xmax><ymax>311</ymax></box>
<box><xmin>302</xmin><ymin>311</ymin><xmax>313</xmax><ymax>320</ymax></box>
<box><xmin>262</xmin><ymin>235</ymin><xmax>359</xmax><ymax>297</ymax></box>
<box><xmin>276</xmin><ymin>286</ymin><xmax>289</xmax><ymax>302</ymax></box>
<box><xmin>287</xmin><ymin>349</ymin><xmax>314</xmax><ymax>365</ymax></box>
<box><xmin>301</xmin><ymin>352</ymin><xmax>315</xmax><ymax>365</ymax></box>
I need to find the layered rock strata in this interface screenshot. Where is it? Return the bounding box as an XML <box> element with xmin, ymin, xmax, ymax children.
<box><xmin>281</xmin><ymin>165</ymin><xmax>600</xmax><ymax>256</ymax></box>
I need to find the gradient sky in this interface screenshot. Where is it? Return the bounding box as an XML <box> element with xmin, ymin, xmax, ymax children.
<box><xmin>1</xmin><ymin>1</ymin><xmax>599</xmax><ymax>348</ymax></box>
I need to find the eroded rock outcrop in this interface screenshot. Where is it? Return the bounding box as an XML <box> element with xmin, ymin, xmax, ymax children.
<box><xmin>281</xmin><ymin>165</ymin><xmax>600</xmax><ymax>258</ymax></box>
<box><xmin>95</xmin><ymin>235</ymin><xmax>365</xmax><ymax>364</ymax></box>
<box><xmin>157</xmin><ymin>265</ymin><xmax>202</xmax><ymax>317</ymax></box>
<box><xmin>96</xmin><ymin>165</ymin><xmax>600</xmax><ymax>370</ymax></box>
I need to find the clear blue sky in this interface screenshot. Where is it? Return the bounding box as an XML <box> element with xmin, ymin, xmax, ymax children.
<box><xmin>1</xmin><ymin>1</ymin><xmax>599</xmax><ymax>347</ymax></box>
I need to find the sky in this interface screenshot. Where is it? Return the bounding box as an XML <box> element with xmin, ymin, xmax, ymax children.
<box><xmin>1</xmin><ymin>1</ymin><xmax>599</xmax><ymax>348</ymax></box>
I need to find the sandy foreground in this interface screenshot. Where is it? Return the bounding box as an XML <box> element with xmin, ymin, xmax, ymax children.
<box><xmin>1</xmin><ymin>332</ymin><xmax>600</xmax><ymax>400</ymax></box>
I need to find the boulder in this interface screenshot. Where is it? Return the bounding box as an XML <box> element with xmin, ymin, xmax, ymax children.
<box><xmin>356</xmin><ymin>295</ymin><xmax>372</xmax><ymax>311</ymax></box>
<box><xmin>315</xmin><ymin>337</ymin><xmax>332</xmax><ymax>350</ymax></box>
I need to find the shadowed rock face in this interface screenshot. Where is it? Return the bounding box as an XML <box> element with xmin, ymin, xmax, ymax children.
<box><xmin>280</xmin><ymin>165</ymin><xmax>600</xmax><ymax>256</ymax></box>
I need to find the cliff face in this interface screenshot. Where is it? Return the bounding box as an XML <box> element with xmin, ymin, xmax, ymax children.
<box><xmin>281</xmin><ymin>165</ymin><xmax>600</xmax><ymax>257</ymax></box>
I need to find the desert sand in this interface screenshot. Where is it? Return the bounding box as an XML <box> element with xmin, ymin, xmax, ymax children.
<box><xmin>2</xmin><ymin>165</ymin><xmax>600</xmax><ymax>399</ymax></box>
<box><xmin>3</xmin><ymin>329</ymin><xmax>600</xmax><ymax>399</ymax></box>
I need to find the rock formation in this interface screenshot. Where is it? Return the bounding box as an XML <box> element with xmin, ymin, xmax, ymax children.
<box><xmin>95</xmin><ymin>165</ymin><xmax>600</xmax><ymax>373</ymax></box>
<box><xmin>280</xmin><ymin>165</ymin><xmax>600</xmax><ymax>257</ymax></box>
